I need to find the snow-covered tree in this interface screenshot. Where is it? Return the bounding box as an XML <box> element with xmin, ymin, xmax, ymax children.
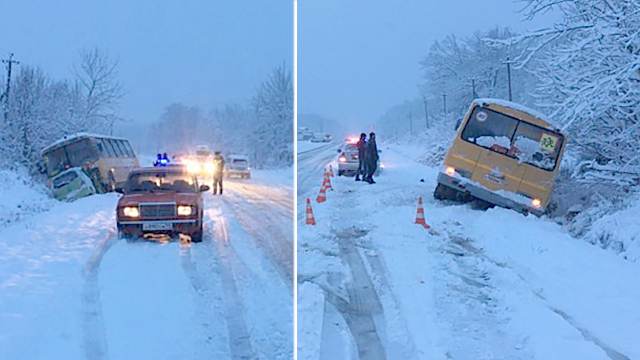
<box><xmin>0</xmin><ymin>49</ymin><xmax>122</xmax><ymax>173</ymax></box>
<box><xmin>498</xmin><ymin>0</ymin><xmax>640</xmax><ymax>183</ymax></box>
<box><xmin>251</xmin><ymin>64</ymin><xmax>293</xmax><ymax>167</ymax></box>
<box><xmin>420</xmin><ymin>27</ymin><xmax>538</xmax><ymax>121</ymax></box>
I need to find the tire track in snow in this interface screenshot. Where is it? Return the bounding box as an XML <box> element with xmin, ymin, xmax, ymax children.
<box><xmin>178</xmin><ymin>228</ymin><xmax>231</xmax><ymax>358</ymax></box>
<box><xmin>443</xmin><ymin>230</ymin><xmax>630</xmax><ymax>360</ymax></box>
<box><xmin>206</xmin><ymin>207</ymin><xmax>257</xmax><ymax>360</ymax></box>
<box><xmin>298</xmin><ymin>144</ymin><xmax>338</xmax><ymax>197</ymax></box>
<box><xmin>327</xmin><ymin>227</ymin><xmax>387</xmax><ymax>360</ymax></box>
<box><xmin>81</xmin><ymin>230</ymin><xmax>116</xmax><ymax>360</ymax></box>
<box><xmin>223</xmin><ymin>183</ymin><xmax>293</xmax><ymax>283</ymax></box>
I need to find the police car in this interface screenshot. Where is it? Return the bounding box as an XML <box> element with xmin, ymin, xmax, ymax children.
<box><xmin>337</xmin><ymin>137</ymin><xmax>383</xmax><ymax>176</ymax></box>
<box><xmin>116</xmin><ymin>157</ymin><xmax>208</xmax><ymax>242</ymax></box>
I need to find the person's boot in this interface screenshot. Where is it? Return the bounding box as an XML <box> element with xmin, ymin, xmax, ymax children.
<box><xmin>369</xmin><ymin>177</ymin><xmax>376</xmax><ymax>184</ymax></box>
<box><xmin>355</xmin><ymin>174</ymin><xmax>361</xmax><ymax>181</ymax></box>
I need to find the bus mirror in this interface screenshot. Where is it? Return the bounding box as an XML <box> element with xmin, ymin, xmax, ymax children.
<box><xmin>115</xmin><ymin>187</ymin><xmax>125</xmax><ymax>194</ymax></box>
<box><xmin>37</xmin><ymin>162</ymin><xmax>46</xmax><ymax>174</ymax></box>
<box><xmin>455</xmin><ymin>118</ymin><xmax>462</xmax><ymax>130</ymax></box>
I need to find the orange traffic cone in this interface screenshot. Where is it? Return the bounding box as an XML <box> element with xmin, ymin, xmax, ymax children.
<box><xmin>323</xmin><ymin>171</ymin><xmax>333</xmax><ymax>191</ymax></box>
<box><xmin>306</xmin><ymin>198</ymin><xmax>316</xmax><ymax>225</ymax></box>
<box><xmin>316</xmin><ymin>181</ymin><xmax>327</xmax><ymax>203</ymax></box>
<box><xmin>415</xmin><ymin>196</ymin><xmax>430</xmax><ymax>229</ymax></box>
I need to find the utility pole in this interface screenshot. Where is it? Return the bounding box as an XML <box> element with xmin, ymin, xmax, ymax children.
<box><xmin>442</xmin><ymin>94</ymin><xmax>447</xmax><ymax>117</ymax></box>
<box><xmin>2</xmin><ymin>53</ymin><xmax>20</xmax><ymax>123</ymax></box>
<box><xmin>422</xmin><ymin>96</ymin><xmax>429</xmax><ymax>129</ymax></box>
<box><xmin>504</xmin><ymin>57</ymin><xmax>513</xmax><ymax>101</ymax></box>
<box><xmin>471</xmin><ymin>78</ymin><xmax>478</xmax><ymax>99</ymax></box>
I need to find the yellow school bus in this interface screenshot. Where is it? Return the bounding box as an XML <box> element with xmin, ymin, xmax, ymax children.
<box><xmin>435</xmin><ymin>99</ymin><xmax>566</xmax><ymax>216</ymax></box>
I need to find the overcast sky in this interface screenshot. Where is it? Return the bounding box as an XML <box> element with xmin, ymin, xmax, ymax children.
<box><xmin>299</xmin><ymin>0</ymin><xmax>558</xmax><ymax>126</ymax></box>
<box><xmin>0</xmin><ymin>0</ymin><xmax>292</xmax><ymax>124</ymax></box>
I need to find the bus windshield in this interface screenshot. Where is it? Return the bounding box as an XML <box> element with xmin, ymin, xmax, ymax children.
<box><xmin>45</xmin><ymin>138</ymin><xmax>99</xmax><ymax>177</ymax></box>
<box><xmin>461</xmin><ymin>107</ymin><xmax>564</xmax><ymax>171</ymax></box>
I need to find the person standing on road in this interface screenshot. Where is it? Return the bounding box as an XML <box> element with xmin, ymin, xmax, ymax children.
<box><xmin>365</xmin><ymin>132</ymin><xmax>379</xmax><ymax>184</ymax></box>
<box><xmin>212</xmin><ymin>151</ymin><xmax>225</xmax><ymax>195</ymax></box>
<box><xmin>355</xmin><ymin>133</ymin><xmax>367</xmax><ymax>181</ymax></box>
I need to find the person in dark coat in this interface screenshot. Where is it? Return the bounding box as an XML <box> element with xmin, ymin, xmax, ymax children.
<box><xmin>355</xmin><ymin>133</ymin><xmax>367</xmax><ymax>181</ymax></box>
<box><xmin>365</xmin><ymin>132</ymin><xmax>379</xmax><ymax>183</ymax></box>
<box><xmin>212</xmin><ymin>151</ymin><xmax>225</xmax><ymax>195</ymax></box>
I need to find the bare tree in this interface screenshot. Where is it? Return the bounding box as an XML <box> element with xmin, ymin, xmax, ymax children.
<box><xmin>74</xmin><ymin>48</ymin><xmax>123</xmax><ymax>134</ymax></box>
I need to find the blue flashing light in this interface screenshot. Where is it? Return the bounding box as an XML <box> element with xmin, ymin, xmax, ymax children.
<box><xmin>154</xmin><ymin>153</ymin><xmax>171</xmax><ymax>167</ymax></box>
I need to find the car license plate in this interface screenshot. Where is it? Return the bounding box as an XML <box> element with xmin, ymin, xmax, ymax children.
<box><xmin>143</xmin><ymin>222</ymin><xmax>173</xmax><ymax>231</ymax></box>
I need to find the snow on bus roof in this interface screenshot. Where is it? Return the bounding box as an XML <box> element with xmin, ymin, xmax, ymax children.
<box><xmin>473</xmin><ymin>98</ymin><xmax>559</xmax><ymax>130</ymax></box>
<box><xmin>41</xmin><ymin>132</ymin><xmax>130</xmax><ymax>155</ymax></box>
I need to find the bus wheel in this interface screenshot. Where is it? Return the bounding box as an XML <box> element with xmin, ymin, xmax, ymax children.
<box><xmin>434</xmin><ymin>183</ymin><xmax>458</xmax><ymax>201</ymax></box>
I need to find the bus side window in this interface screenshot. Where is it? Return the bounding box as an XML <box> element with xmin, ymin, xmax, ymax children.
<box><xmin>119</xmin><ymin>140</ymin><xmax>131</xmax><ymax>158</ymax></box>
<box><xmin>109</xmin><ymin>139</ymin><xmax>123</xmax><ymax>157</ymax></box>
<box><xmin>116</xmin><ymin>140</ymin><xmax>128</xmax><ymax>158</ymax></box>
<box><xmin>104</xmin><ymin>139</ymin><xmax>117</xmax><ymax>157</ymax></box>
<box><xmin>124</xmin><ymin>141</ymin><xmax>135</xmax><ymax>157</ymax></box>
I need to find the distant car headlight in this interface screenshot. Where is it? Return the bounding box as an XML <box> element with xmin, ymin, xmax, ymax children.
<box><xmin>186</xmin><ymin>161</ymin><xmax>200</xmax><ymax>174</ymax></box>
<box><xmin>445</xmin><ymin>166</ymin><xmax>456</xmax><ymax>176</ymax></box>
<box><xmin>339</xmin><ymin>156</ymin><xmax>347</xmax><ymax>163</ymax></box>
<box><xmin>177</xmin><ymin>205</ymin><xmax>194</xmax><ymax>216</ymax></box>
<box><xmin>379</xmin><ymin>162</ymin><xmax>385</xmax><ymax>169</ymax></box>
<box><xmin>123</xmin><ymin>206</ymin><xmax>140</xmax><ymax>218</ymax></box>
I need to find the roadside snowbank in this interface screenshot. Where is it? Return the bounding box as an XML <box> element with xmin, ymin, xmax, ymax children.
<box><xmin>0</xmin><ymin>169</ymin><xmax>53</xmax><ymax>228</ymax></box>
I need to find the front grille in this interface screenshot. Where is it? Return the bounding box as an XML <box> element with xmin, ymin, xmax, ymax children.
<box><xmin>140</xmin><ymin>203</ymin><xmax>176</xmax><ymax>218</ymax></box>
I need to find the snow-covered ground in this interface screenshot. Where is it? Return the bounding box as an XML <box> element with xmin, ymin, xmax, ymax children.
<box><xmin>0</xmin><ymin>169</ymin><xmax>292</xmax><ymax>359</ymax></box>
<box><xmin>298</xmin><ymin>143</ymin><xmax>640</xmax><ymax>360</ymax></box>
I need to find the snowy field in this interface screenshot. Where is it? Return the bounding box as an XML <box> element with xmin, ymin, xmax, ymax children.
<box><xmin>297</xmin><ymin>143</ymin><xmax>640</xmax><ymax>360</ymax></box>
<box><xmin>0</xmin><ymin>168</ymin><xmax>292</xmax><ymax>359</ymax></box>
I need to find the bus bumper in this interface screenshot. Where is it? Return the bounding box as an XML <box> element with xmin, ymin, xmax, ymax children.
<box><xmin>436</xmin><ymin>172</ymin><xmax>544</xmax><ymax>216</ymax></box>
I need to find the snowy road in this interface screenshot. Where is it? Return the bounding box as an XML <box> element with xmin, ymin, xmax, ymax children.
<box><xmin>0</xmin><ymin>171</ymin><xmax>292</xmax><ymax>360</ymax></box>
<box><xmin>298</xmin><ymin>144</ymin><xmax>640</xmax><ymax>360</ymax></box>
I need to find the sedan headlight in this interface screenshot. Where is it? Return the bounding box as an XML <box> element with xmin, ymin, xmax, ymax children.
<box><xmin>123</xmin><ymin>206</ymin><xmax>140</xmax><ymax>218</ymax></box>
<box><xmin>177</xmin><ymin>205</ymin><xmax>194</xmax><ymax>216</ymax></box>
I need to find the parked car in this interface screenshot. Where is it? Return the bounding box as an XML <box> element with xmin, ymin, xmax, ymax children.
<box><xmin>225</xmin><ymin>154</ymin><xmax>251</xmax><ymax>179</ymax></box>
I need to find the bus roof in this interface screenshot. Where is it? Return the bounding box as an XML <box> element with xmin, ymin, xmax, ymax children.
<box><xmin>473</xmin><ymin>98</ymin><xmax>560</xmax><ymax>132</ymax></box>
<box><xmin>41</xmin><ymin>132</ymin><xmax>130</xmax><ymax>155</ymax></box>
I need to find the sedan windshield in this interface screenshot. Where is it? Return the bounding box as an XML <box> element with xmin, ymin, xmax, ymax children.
<box><xmin>461</xmin><ymin>107</ymin><xmax>563</xmax><ymax>171</ymax></box>
<box><xmin>127</xmin><ymin>171</ymin><xmax>197</xmax><ymax>193</ymax></box>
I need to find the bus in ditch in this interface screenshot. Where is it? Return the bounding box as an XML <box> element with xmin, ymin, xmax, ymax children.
<box><xmin>41</xmin><ymin>133</ymin><xmax>139</xmax><ymax>201</ymax></box>
<box><xmin>434</xmin><ymin>98</ymin><xmax>566</xmax><ymax>216</ymax></box>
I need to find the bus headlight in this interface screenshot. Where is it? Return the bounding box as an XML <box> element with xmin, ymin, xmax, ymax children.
<box><xmin>123</xmin><ymin>206</ymin><xmax>140</xmax><ymax>218</ymax></box>
<box><xmin>531</xmin><ymin>198</ymin><xmax>542</xmax><ymax>209</ymax></box>
<box><xmin>339</xmin><ymin>156</ymin><xmax>347</xmax><ymax>163</ymax></box>
<box><xmin>445</xmin><ymin>166</ymin><xmax>456</xmax><ymax>176</ymax></box>
<box><xmin>177</xmin><ymin>205</ymin><xmax>194</xmax><ymax>216</ymax></box>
